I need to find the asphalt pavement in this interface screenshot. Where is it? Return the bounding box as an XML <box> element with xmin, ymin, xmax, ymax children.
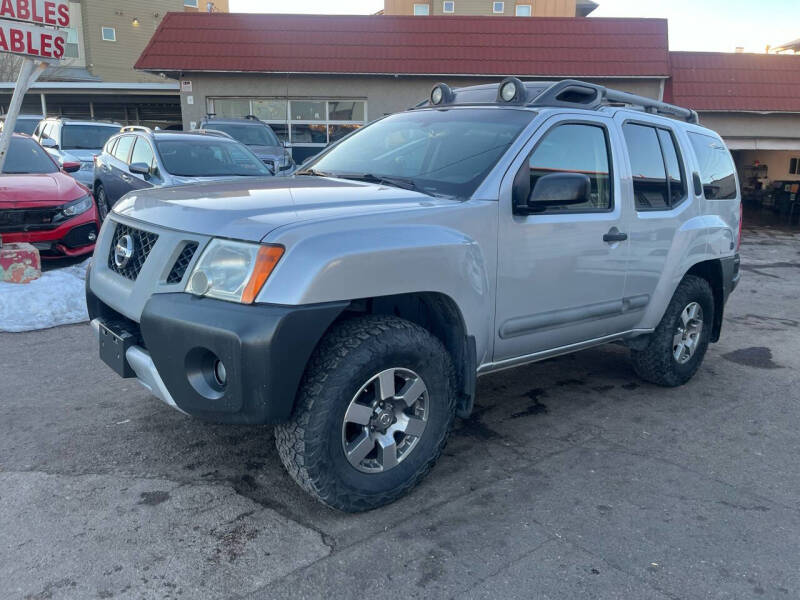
<box><xmin>1</xmin><ymin>223</ymin><xmax>799</xmax><ymax>600</ymax></box>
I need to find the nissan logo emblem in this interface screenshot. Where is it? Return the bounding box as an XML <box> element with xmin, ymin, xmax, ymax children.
<box><xmin>114</xmin><ymin>234</ymin><xmax>135</xmax><ymax>269</ymax></box>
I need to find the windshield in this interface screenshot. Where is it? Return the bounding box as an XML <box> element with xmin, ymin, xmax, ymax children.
<box><xmin>61</xmin><ymin>124</ymin><xmax>121</xmax><ymax>150</ymax></box>
<box><xmin>155</xmin><ymin>138</ymin><xmax>272</xmax><ymax>177</ymax></box>
<box><xmin>2</xmin><ymin>137</ymin><xmax>58</xmax><ymax>174</ymax></box>
<box><xmin>9</xmin><ymin>117</ymin><xmax>41</xmax><ymax>135</ymax></box>
<box><xmin>304</xmin><ymin>108</ymin><xmax>534</xmax><ymax>198</ymax></box>
<box><xmin>206</xmin><ymin>122</ymin><xmax>279</xmax><ymax>147</ymax></box>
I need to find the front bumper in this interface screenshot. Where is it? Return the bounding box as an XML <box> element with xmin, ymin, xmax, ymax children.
<box><xmin>1</xmin><ymin>208</ymin><xmax>99</xmax><ymax>259</ymax></box>
<box><xmin>87</xmin><ymin>285</ymin><xmax>346</xmax><ymax>424</ymax></box>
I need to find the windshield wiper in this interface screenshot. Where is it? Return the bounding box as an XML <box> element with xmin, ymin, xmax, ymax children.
<box><xmin>332</xmin><ymin>172</ymin><xmax>420</xmax><ymax>192</ymax></box>
<box><xmin>296</xmin><ymin>168</ymin><xmax>329</xmax><ymax>177</ymax></box>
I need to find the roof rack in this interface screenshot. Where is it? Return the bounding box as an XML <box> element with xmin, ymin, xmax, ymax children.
<box><xmin>417</xmin><ymin>78</ymin><xmax>699</xmax><ymax>124</ymax></box>
<box><xmin>120</xmin><ymin>125</ymin><xmax>152</xmax><ymax>134</ymax></box>
<box><xmin>185</xmin><ymin>128</ymin><xmax>233</xmax><ymax>139</ymax></box>
<box><xmin>528</xmin><ymin>79</ymin><xmax>699</xmax><ymax>124</ymax></box>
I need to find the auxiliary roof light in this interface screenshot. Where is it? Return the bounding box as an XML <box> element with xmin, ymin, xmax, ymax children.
<box><xmin>497</xmin><ymin>77</ymin><xmax>527</xmax><ymax>104</ymax></box>
<box><xmin>430</xmin><ymin>83</ymin><xmax>454</xmax><ymax>106</ymax></box>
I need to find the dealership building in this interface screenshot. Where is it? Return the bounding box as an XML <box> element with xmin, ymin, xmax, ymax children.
<box><xmin>135</xmin><ymin>11</ymin><xmax>800</xmax><ymax>188</ymax></box>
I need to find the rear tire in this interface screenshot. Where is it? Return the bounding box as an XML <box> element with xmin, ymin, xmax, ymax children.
<box><xmin>275</xmin><ymin>315</ymin><xmax>456</xmax><ymax>512</ymax></box>
<box><xmin>631</xmin><ymin>275</ymin><xmax>714</xmax><ymax>387</ymax></box>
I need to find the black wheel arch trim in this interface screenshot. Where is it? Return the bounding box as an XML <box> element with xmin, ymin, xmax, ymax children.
<box><xmin>684</xmin><ymin>253</ymin><xmax>740</xmax><ymax>343</ymax></box>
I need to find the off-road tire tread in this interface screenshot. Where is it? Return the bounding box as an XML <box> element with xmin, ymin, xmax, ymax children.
<box><xmin>275</xmin><ymin>315</ymin><xmax>456</xmax><ymax>512</ymax></box>
<box><xmin>631</xmin><ymin>275</ymin><xmax>714</xmax><ymax>387</ymax></box>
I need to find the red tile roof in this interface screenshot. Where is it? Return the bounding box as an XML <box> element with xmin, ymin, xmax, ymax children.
<box><xmin>135</xmin><ymin>13</ymin><xmax>670</xmax><ymax>78</ymax></box>
<box><xmin>669</xmin><ymin>51</ymin><xmax>800</xmax><ymax>112</ymax></box>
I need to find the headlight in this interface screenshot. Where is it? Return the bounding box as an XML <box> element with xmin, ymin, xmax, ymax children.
<box><xmin>59</xmin><ymin>194</ymin><xmax>93</xmax><ymax>219</ymax></box>
<box><xmin>185</xmin><ymin>239</ymin><xmax>284</xmax><ymax>304</ymax></box>
<box><xmin>280</xmin><ymin>151</ymin><xmax>293</xmax><ymax>168</ymax></box>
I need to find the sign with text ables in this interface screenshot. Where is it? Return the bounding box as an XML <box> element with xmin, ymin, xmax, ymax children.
<box><xmin>0</xmin><ymin>0</ymin><xmax>70</xmax><ymax>27</ymax></box>
<box><xmin>0</xmin><ymin>19</ymin><xmax>66</xmax><ymax>59</ymax></box>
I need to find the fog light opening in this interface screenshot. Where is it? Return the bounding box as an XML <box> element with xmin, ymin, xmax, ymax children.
<box><xmin>213</xmin><ymin>359</ymin><xmax>227</xmax><ymax>386</ymax></box>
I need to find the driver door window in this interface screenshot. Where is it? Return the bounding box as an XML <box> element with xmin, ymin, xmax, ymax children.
<box><xmin>527</xmin><ymin>123</ymin><xmax>612</xmax><ymax>212</ymax></box>
<box><xmin>130</xmin><ymin>138</ymin><xmax>155</xmax><ymax>170</ymax></box>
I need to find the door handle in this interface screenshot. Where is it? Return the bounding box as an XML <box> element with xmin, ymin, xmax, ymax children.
<box><xmin>120</xmin><ymin>174</ymin><xmax>132</xmax><ymax>182</ymax></box>
<box><xmin>603</xmin><ymin>229</ymin><xmax>628</xmax><ymax>243</ymax></box>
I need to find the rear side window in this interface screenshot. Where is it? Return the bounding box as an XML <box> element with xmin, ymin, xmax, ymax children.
<box><xmin>112</xmin><ymin>136</ymin><xmax>135</xmax><ymax>163</ymax></box>
<box><xmin>623</xmin><ymin>123</ymin><xmax>686</xmax><ymax>210</ymax></box>
<box><xmin>688</xmin><ymin>132</ymin><xmax>737</xmax><ymax>200</ymax></box>
<box><xmin>527</xmin><ymin>123</ymin><xmax>612</xmax><ymax>212</ymax></box>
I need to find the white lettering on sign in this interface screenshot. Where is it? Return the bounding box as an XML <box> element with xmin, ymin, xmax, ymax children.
<box><xmin>0</xmin><ymin>19</ymin><xmax>66</xmax><ymax>58</ymax></box>
<box><xmin>0</xmin><ymin>0</ymin><xmax>70</xmax><ymax>27</ymax></box>
<box><xmin>180</xmin><ymin>80</ymin><xmax>192</xmax><ymax>93</ymax></box>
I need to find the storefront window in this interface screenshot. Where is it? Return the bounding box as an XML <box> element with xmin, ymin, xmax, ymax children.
<box><xmin>291</xmin><ymin>124</ymin><xmax>327</xmax><ymax>144</ymax></box>
<box><xmin>328</xmin><ymin>124</ymin><xmax>361</xmax><ymax>143</ymax></box>
<box><xmin>252</xmin><ymin>99</ymin><xmax>287</xmax><ymax>121</ymax></box>
<box><xmin>328</xmin><ymin>101</ymin><xmax>365</xmax><ymax>122</ymax></box>
<box><xmin>213</xmin><ymin>99</ymin><xmax>251</xmax><ymax>118</ymax></box>
<box><xmin>291</xmin><ymin>101</ymin><xmax>326</xmax><ymax>121</ymax></box>
<box><xmin>208</xmin><ymin>96</ymin><xmax>367</xmax><ymax>157</ymax></box>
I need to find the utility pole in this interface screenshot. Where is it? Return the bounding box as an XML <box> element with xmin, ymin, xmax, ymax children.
<box><xmin>0</xmin><ymin>58</ymin><xmax>48</xmax><ymax>173</ymax></box>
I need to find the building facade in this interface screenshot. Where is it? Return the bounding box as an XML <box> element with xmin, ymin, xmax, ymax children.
<box><xmin>135</xmin><ymin>13</ymin><xmax>667</xmax><ymax>162</ymax></box>
<box><xmin>383</xmin><ymin>0</ymin><xmax>598</xmax><ymax>17</ymax></box>
<box><xmin>136</xmin><ymin>12</ymin><xmax>800</xmax><ymax>191</ymax></box>
<box><xmin>1</xmin><ymin>0</ymin><xmax>227</xmax><ymax>127</ymax></box>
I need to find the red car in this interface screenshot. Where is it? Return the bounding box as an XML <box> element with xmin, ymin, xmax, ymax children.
<box><xmin>0</xmin><ymin>134</ymin><xmax>100</xmax><ymax>259</ymax></box>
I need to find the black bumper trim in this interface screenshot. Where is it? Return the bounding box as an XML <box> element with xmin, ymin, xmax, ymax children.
<box><xmin>139</xmin><ymin>293</ymin><xmax>347</xmax><ymax>424</ymax></box>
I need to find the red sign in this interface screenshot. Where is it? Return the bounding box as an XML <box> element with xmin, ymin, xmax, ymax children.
<box><xmin>0</xmin><ymin>0</ymin><xmax>69</xmax><ymax>27</ymax></box>
<box><xmin>0</xmin><ymin>19</ymin><xmax>65</xmax><ymax>59</ymax></box>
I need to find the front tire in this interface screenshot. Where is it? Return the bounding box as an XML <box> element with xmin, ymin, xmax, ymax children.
<box><xmin>95</xmin><ymin>184</ymin><xmax>110</xmax><ymax>221</ymax></box>
<box><xmin>631</xmin><ymin>275</ymin><xmax>714</xmax><ymax>387</ymax></box>
<box><xmin>275</xmin><ymin>315</ymin><xmax>456</xmax><ymax>512</ymax></box>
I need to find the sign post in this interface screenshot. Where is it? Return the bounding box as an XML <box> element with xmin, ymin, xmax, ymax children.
<box><xmin>0</xmin><ymin>0</ymin><xmax>70</xmax><ymax>173</ymax></box>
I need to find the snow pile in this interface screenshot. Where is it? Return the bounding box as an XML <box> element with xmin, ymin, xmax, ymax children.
<box><xmin>0</xmin><ymin>260</ymin><xmax>90</xmax><ymax>332</ymax></box>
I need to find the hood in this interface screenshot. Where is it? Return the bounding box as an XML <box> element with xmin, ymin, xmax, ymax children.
<box><xmin>113</xmin><ymin>176</ymin><xmax>457</xmax><ymax>242</ymax></box>
<box><xmin>168</xmin><ymin>174</ymin><xmax>255</xmax><ymax>186</ymax></box>
<box><xmin>0</xmin><ymin>173</ymin><xmax>86</xmax><ymax>207</ymax></box>
<box><xmin>247</xmin><ymin>145</ymin><xmax>284</xmax><ymax>160</ymax></box>
<box><xmin>60</xmin><ymin>149</ymin><xmax>99</xmax><ymax>163</ymax></box>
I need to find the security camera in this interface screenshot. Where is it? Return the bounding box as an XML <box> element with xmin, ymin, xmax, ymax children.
<box><xmin>159</xmin><ymin>72</ymin><xmax>166</xmax><ymax>79</ymax></box>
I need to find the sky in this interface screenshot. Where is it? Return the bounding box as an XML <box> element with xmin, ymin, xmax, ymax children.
<box><xmin>229</xmin><ymin>0</ymin><xmax>799</xmax><ymax>53</ymax></box>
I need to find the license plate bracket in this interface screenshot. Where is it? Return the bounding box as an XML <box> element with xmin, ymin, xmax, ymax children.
<box><xmin>99</xmin><ymin>321</ymin><xmax>136</xmax><ymax>378</ymax></box>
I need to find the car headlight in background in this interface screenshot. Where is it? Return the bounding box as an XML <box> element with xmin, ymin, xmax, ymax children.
<box><xmin>186</xmin><ymin>239</ymin><xmax>284</xmax><ymax>304</ymax></box>
<box><xmin>280</xmin><ymin>150</ymin><xmax>293</xmax><ymax>168</ymax></box>
<box><xmin>57</xmin><ymin>194</ymin><xmax>93</xmax><ymax>221</ymax></box>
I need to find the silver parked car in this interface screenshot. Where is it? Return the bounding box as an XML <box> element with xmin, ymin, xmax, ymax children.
<box><xmin>86</xmin><ymin>79</ymin><xmax>741</xmax><ymax>512</ymax></box>
<box><xmin>32</xmin><ymin>118</ymin><xmax>122</xmax><ymax>188</ymax></box>
<box><xmin>92</xmin><ymin>126</ymin><xmax>273</xmax><ymax>219</ymax></box>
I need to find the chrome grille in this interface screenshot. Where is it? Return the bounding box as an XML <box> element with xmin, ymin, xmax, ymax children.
<box><xmin>166</xmin><ymin>242</ymin><xmax>198</xmax><ymax>284</ymax></box>
<box><xmin>107</xmin><ymin>223</ymin><xmax>159</xmax><ymax>281</ymax></box>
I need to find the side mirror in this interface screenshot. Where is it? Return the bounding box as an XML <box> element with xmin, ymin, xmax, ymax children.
<box><xmin>518</xmin><ymin>172</ymin><xmax>591</xmax><ymax>213</ymax></box>
<box><xmin>61</xmin><ymin>161</ymin><xmax>81</xmax><ymax>173</ymax></box>
<box><xmin>129</xmin><ymin>162</ymin><xmax>151</xmax><ymax>176</ymax></box>
<box><xmin>281</xmin><ymin>140</ymin><xmax>290</xmax><ymax>148</ymax></box>
<box><xmin>40</xmin><ymin>138</ymin><xmax>58</xmax><ymax>149</ymax></box>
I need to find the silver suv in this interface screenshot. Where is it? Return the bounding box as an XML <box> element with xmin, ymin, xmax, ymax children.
<box><xmin>32</xmin><ymin>118</ymin><xmax>122</xmax><ymax>187</ymax></box>
<box><xmin>86</xmin><ymin>79</ymin><xmax>741</xmax><ymax>512</ymax></box>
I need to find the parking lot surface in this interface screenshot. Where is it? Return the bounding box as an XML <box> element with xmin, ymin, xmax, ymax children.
<box><xmin>2</xmin><ymin>224</ymin><xmax>799</xmax><ymax>600</ymax></box>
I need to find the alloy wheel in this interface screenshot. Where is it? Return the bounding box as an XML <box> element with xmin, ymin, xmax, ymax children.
<box><xmin>673</xmin><ymin>302</ymin><xmax>704</xmax><ymax>364</ymax></box>
<box><xmin>341</xmin><ymin>367</ymin><xmax>429</xmax><ymax>473</ymax></box>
